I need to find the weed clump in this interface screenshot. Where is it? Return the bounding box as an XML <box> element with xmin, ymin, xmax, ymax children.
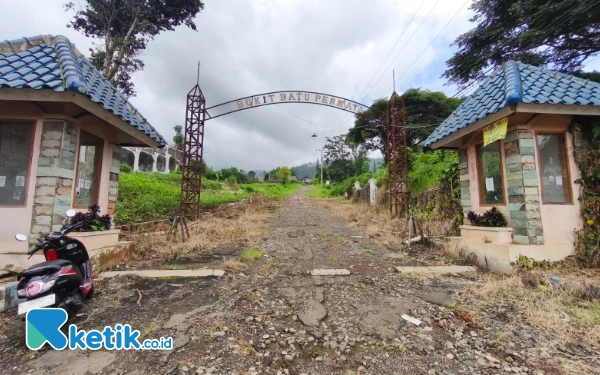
<box><xmin>240</xmin><ymin>247</ymin><xmax>263</xmax><ymax>262</ymax></box>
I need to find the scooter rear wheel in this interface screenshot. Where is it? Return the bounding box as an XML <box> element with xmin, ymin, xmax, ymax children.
<box><xmin>59</xmin><ymin>291</ymin><xmax>84</xmax><ymax>318</ymax></box>
<box><xmin>85</xmin><ymin>284</ymin><xmax>95</xmax><ymax>300</ymax></box>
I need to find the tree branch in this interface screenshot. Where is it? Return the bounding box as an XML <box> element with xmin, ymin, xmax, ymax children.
<box><xmin>106</xmin><ymin>15</ymin><xmax>138</xmax><ymax>80</ymax></box>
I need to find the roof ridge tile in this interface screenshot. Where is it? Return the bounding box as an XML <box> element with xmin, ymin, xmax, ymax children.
<box><xmin>52</xmin><ymin>35</ymin><xmax>87</xmax><ymax>94</ymax></box>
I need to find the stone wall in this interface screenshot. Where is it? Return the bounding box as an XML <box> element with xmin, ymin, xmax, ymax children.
<box><xmin>458</xmin><ymin>149</ymin><xmax>471</xmax><ymax>224</ymax></box>
<box><xmin>503</xmin><ymin>130</ymin><xmax>544</xmax><ymax>245</ymax></box>
<box><xmin>31</xmin><ymin>121</ymin><xmax>77</xmax><ymax>240</ymax></box>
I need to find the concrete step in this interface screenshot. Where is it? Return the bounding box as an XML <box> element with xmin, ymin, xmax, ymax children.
<box><xmin>310</xmin><ymin>269</ymin><xmax>351</xmax><ymax>276</ymax></box>
<box><xmin>0</xmin><ymin>280</ymin><xmax>23</xmax><ymax>312</ymax></box>
<box><xmin>101</xmin><ymin>269</ymin><xmax>226</xmax><ymax>278</ymax></box>
<box><xmin>395</xmin><ymin>266</ymin><xmax>476</xmax><ymax>275</ymax></box>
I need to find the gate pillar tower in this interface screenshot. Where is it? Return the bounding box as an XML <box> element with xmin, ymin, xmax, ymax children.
<box><xmin>386</xmin><ymin>91</ymin><xmax>408</xmax><ymax>217</ymax></box>
<box><xmin>180</xmin><ymin>82</ymin><xmax>206</xmax><ymax>220</ymax></box>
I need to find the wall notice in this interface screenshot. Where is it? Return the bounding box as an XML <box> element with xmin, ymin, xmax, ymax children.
<box><xmin>483</xmin><ymin>117</ymin><xmax>508</xmax><ymax>146</ymax></box>
<box><xmin>0</xmin><ymin>176</ymin><xmax>5</xmax><ymax>187</ymax></box>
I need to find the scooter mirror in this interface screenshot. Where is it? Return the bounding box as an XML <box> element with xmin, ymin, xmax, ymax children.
<box><xmin>65</xmin><ymin>209</ymin><xmax>76</xmax><ymax>218</ymax></box>
<box><xmin>15</xmin><ymin>233</ymin><xmax>28</xmax><ymax>241</ymax></box>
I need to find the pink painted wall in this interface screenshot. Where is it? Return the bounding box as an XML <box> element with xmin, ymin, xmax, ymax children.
<box><xmin>529</xmin><ymin>115</ymin><xmax>582</xmax><ymax>247</ymax></box>
<box><xmin>466</xmin><ymin>144</ymin><xmax>511</xmax><ymax>225</ymax></box>
<box><xmin>0</xmin><ymin>104</ymin><xmax>117</xmax><ymax>257</ymax></box>
<box><xmin>465</xmin><ymin>114</ymin><xmax>582</xmax><ymax>249</ymax></box>
<box><xmin>70</xmin><ymin>126</ymin><xmax>114</xmax><ymax>219</ymax></box>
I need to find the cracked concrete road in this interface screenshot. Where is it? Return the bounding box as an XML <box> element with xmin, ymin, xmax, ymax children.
<box><xmin>4</xmin><ymin>187</ymin><xmax>542</xmax><ymax>375</ymax></box>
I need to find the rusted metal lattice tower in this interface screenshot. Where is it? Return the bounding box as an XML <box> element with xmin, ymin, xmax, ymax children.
<box><xmin>180</xmin><ymin>79</ymin><xmax>206</xmax><ymax>220</ymax></box>
<box><xmin>386</xmin><ymin>91</ymin><xmax>408</xmax><ymax>217</ymax></box>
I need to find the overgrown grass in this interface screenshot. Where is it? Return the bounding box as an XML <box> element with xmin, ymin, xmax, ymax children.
<box><xmin>470</xmin><ymin>270</ymin><xmax>600</xmax><ymax>373</ymax></box>
<box><xmin>239</xmin><ymin>183</ymin><xmax>302</xmax><ymax>197</ymax></box>
<box><xmin>240</xmin><ymin>247</ymin><xmax>263</xmax><ymax>262</ymax></box>
<box><xmin>115</xmin><ymin>172</ymin><xmax>298</xmax><ymax>224</ymax></box>
<box><xmin>306</xmin><ymin>185</ymin><xmax>333</xmax><ymax>198</ymax></box>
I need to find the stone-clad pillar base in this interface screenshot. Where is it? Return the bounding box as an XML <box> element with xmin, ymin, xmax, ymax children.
<box><xmin>503</xmin><ymin>130</ymin><xmax>544</xmax><ymax>245</ymax></box>
<box><xmin>458</xmin><ymin>149</ymin><xmax>471</xmax><ymax>224</ymax></box>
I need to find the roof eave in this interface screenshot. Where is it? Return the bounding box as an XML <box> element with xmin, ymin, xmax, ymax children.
<box><xmin>0</xmin><ymin>88</ymin><xmax>160</xmax><ymax>147</ymax></box>
<box><xmin>427</xmin><ymin>106</ymin><xmax>516</xmax><ymax>150</ymax></box>
<box><xmin>516</xmin><ymin>102</ymin><xmax>600</xmax><ymax>116</ymax></box>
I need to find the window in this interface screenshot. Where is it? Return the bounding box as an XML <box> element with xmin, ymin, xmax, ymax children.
<box><xmin>536</xmin><ymin>133</ymin><xmax>572</xmax><ymax>204</ymax></box>
<box><xmin>74</xmin><ymin>130</ymin><xmax>104</xmax><ymax>207</ymax></box>
<box><xmin>477</xmin><ymin>141</ymin><xmax>505</xmax><ymax>205</ymax></box>
<box><xmin>0</xmin><ymin>122</ymin><xmax>34</xmax><ymax>206</ymax></box>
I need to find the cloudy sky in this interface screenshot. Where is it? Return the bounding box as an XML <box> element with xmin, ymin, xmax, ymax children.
<box><xmin>1</xmin><ymin>0</ymin><xmax>584</xmax><ymax>171</ymax></box>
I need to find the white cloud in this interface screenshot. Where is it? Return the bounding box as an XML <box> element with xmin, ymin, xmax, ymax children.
<box><xmin>0</xmin><ymin>0</ymin><xmax>474</xmax><ymax>170</ymax></box>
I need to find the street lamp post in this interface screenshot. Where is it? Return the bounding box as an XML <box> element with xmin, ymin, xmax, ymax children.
<box><xmin>316</xmin><ymin>148</ymin><xmax>324</xmax><ymax>188</ymax></box>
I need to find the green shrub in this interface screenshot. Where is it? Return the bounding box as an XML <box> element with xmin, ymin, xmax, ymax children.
<box><xmin>225</xmin><ymin>176</ymin><xmax>238</xmax><ymax>188</ymax></box>
<box><xmin>467</xmin><ymin>207</ymin><xmax>507</xmax><ymax>227</ymax></box>
<box><xmin>120</xmin><ymin>164</ymin><xmax>132</xmax><ymax>173</ymax></box>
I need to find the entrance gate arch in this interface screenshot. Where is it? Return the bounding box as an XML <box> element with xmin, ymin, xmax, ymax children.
<box><xmin>179</xmin><ymin>83</ymin><xmax>408</xmax><ymax>219</ymax></box>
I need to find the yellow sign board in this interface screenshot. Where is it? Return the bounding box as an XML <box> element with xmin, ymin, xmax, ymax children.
<box><xmin>483</xmin><ymin>117</ymin><xmax>508</xmax><ymax>146</ymax></box>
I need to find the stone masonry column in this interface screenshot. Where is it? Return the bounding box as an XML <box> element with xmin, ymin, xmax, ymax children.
<box><xmin>503</xmin><ymin>130</ymin><xmax>544</xmax><ymax>245</ymax></box>
<box><xmin>458</xmin><ymin>149</ymin><xmax>471</xmax><ymax>224</ymax></box>
<box><xmin>31</xmin><ymin>121</ymin><xmax>77</xmax><ymax>240</ymax></box>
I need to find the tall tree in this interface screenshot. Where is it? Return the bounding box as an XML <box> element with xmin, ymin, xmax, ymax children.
<box><xmin>66</xmin><ymin>0</ymin><xmax>205</xmax><ymax>96</ymax></box>
<box><xmin>278</xmin><ymin>167</ymin><xmax>291</xmax><ymax>185</ymax></box>
<box><xmin>323</xmin><ymin>135</ymin><xmax>367</xmax><ymax>180</ymax></box>
<box><xmin>443</xmin><ymin>0</ymin><xmax>600</xmax><ymax>86</ymax></box>
<box><xmin>172</xmin><ymin>125</ymin><xmax>183</xmax><ymax>150</ymax></box>
<box><xmin>346</xmin><ymin>89</ymin><xmax>463</xmax><ymax>162</ymax></box>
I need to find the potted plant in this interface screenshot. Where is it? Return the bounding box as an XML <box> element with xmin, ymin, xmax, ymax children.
<box><xmin>460</xmin><ymin>207</ymin><xmax>513</xmax><ymax>244</ymax></box>
<box><xmin>67</xmin><ymin>205</ymin><xmax>120</xmax><ymax>251</ymax></box>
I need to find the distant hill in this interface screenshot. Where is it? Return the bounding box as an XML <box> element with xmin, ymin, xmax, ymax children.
<box><xmin>292</xmin><ymin>161</ymin><xmax>317</xmax><ymax>178</ymax></box>
<box><xmin>291</xmin><ymin>158</ymin><xmax>384</xmax><ymax>177</ymax></box>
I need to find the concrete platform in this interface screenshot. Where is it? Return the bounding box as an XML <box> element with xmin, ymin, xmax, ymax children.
<box><xmin>310</xmin><ymin>269</ymin><xmax>351</xmax><ymax>276</ymax></box>
<box><xmin>102</xmin><ymin>269</ymin><xmax>226</xmax><ymax>278</ymax></box>
<box><xmin>0</xmin><ymin>280</ymin><xmax>24</xmax><ymax>312</ymax></box>
<box><xmin>395</xmin><ymin>266</ymin><xmax>476</xmax><ymax>275</ymax></box>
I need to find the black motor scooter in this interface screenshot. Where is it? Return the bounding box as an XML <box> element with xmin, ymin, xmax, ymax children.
<box><xmin>15</xmin><ymin>209</ymin><xmax>95</xmax><ymax>317</ymax></box>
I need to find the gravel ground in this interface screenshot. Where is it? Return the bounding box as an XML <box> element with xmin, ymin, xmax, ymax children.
<box><xmin>0</xmin><ymin>187</ymin><xmax>585</xmax><ymax>375</ymax></box>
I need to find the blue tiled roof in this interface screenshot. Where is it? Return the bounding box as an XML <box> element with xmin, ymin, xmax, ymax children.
<box><xmin>423</xmin><ymin>61</ymin><xmax>600</xmax><ymax>147</ymax></box>
<box><xmin>0</xmin><ymin>35</ymin><xmax>166</xmax><ymax>146</ymax></box>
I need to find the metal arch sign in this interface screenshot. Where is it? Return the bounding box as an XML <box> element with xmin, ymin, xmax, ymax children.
<box><xmin>205</xmin><ymin>91</ymin><xmax>370</xmax><ymax>120</ymax></box>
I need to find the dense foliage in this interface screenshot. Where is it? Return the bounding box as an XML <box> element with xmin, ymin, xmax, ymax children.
<box><xmin>346</xmin><ymin>89</ymin><xmax>463</xmax><ymax>162</ymax></box>
<box><xmin>467</xmin><ymin>207</ymin><xmax>507</xmax><ymax>227</ymax></box>
<box><xmin>444</xmin><ymin>0</ymin><xmax>600</xmax><ymax>86</ymax></box>
<box><xmin>572</xmin><ymin>119</ymin><xmax>600</xmax><ymax>267</ymax></box>
<box><xmin>115</xmin><ymin>171</ymin><xmax>300</xmax><ymax>224</ymax></box>
<box><xmin>66</xmin><ymin>0</ymin><xmax>204</xmax><ymax>96</ymax></box>
<box><xmin>172</xmin><ymin>125</ymin><xmax>183</xmax><ymax>151</ymax></box>
<box><xmin>408</xmin><ymin>149</ymin><xmax>458</xmax><ymax>193</ymax></box>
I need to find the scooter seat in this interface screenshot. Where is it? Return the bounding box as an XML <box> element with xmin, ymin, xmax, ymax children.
<box><xmin>20</xmin><ymin>259</ymin><xmax>72</xmax><ymax>278</ymax></box>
